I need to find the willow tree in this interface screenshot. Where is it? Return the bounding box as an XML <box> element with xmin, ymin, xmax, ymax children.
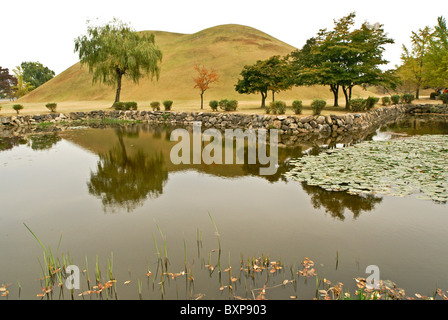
<box><xmin>74</xmin><ymin>18</ymin><xmax>163</xmax><ymax>104</ymax></box>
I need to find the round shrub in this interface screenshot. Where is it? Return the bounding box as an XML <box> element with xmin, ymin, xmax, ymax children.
<box><xmin>391</xmin><ymin>95</ymin><xmax>400</xmax><ymax>105</ymax></box>
<box><xmin>292</xmin><ymin>100</ymin><xmax>303</xmax><ymax>115</ymax></box>
<box><xmin>13</xmin><ymin>104</ymin><xmax>24</xmax><ymax>114</ymax></box>
<box><xmin>381</xmin><ymin>96</ymin><xmax>391</xmax><ymax>106</ymax></box>
<box><xmin>268</xmin><ymin>101</ymin><xmax>286</xmax><ymax>115</ymax></box>
<box><xmin>150</xmin><ymin>101</ymin><xmax>160</xmax><ymax>111</ymax></box>
<box><xmin>401</xmin><ymin>94</ymin><xmax>415</xmax><ymax>104</ymax></box>
<box><xmin>349</xmin><ymin>98</ymin><xmax>365</xmax><ymax>112</ymax></box>
<box><xmin>163</xmin><ymin>100</ymin><xmax>173</xmax><ymax>111</ymax></box>
<box><xmin>364</xmin><ymin>97</ymin><xmax>379</xmax><ymax>110</ymax></box>
<box><xmin>209</xmin><ymin>100</ymin><xmax>219</xmax><ymax>111</ymax></box>
<box><xmin>218</xmin><ymin>99</ymin><xmax>238</xmax><ymax>111</ymax></box>
<box><xmin>46</xmin><ymin>103</ymin><xmax>57</xmax><ymax>113</ymax></box>
<box><xmin>311</xmin><ymin>99</ymin><xmax>326</xmax><ymax>115</ymax></box>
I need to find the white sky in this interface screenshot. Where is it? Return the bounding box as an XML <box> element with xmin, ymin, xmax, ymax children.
<box><xmin>1</xmin><ymin>0</ymin><xmax>446</xmax><ymax>75</ymax></box>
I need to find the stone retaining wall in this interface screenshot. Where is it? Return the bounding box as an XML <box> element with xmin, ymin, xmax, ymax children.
<box><xmin>0</xmin><ymin>104</ymin><xmax>445</xmax><ymax>135</ymax></box>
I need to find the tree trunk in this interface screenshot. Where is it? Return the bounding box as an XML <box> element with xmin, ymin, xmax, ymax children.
<box><xmin>342</xmin><ymin>85</ymin><xmax>354</xmax><ymax>110</ymax></box>
<box><xmin>330</xmin><ymin>84</ymin><xmax>339</xmax><ymax>107</ymax></box>
<box><xmin>342</xmin><ymin>86</ymin><xmax>350</xmax><ymax>110</ymax></box>
<box><xmin>272</xmin><ymin>90</ymin><xmax>275</xmax><ymax>102</ymax></box>
<box><xmin>416</xmin><ymin>87</ymin><xmax>420</xmax><ymax>100</ymax></box>
<box><xmin>200</xmin><ymin>92</ymin><xmax>204</xmax><ymax>109</ymax></box>
<box><xmin>115</xmin><ymin>71</ymin><xmax>123</xmax><ymax>103</ymax></box>
<box><xmin>261</xmin><ymin>91</ymin><xmax>267</xmax><ymax>108</ymax></box>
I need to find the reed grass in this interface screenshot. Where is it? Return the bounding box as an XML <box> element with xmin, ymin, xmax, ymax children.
<box><xmin>16</xmin><ymin>219</ymin><xmax>433</xmax><ymax>301</ymax></box>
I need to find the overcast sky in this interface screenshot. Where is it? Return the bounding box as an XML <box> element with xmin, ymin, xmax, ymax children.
<box><xmin>1</xmin><ymin>0</ymin><xmax>446</xmax><ymax>75</ymax></box>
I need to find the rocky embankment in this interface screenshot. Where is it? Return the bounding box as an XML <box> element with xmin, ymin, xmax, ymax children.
<box><xmin>1</xmin><ymin>104</ymin><xmax>446</xmax><ymax>136</ymax></box>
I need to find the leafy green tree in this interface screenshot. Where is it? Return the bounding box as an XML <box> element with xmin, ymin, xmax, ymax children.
<box><xmin>397</xmin><ymin>26</ymin><xmax>433</xmax><ymax>98</ymax></box>
<box><xmin>235</xmin><ymin>55</ymin><xmax>292</xmax><ymax>108</ymax></box>
<box><xmin>74</xmin><ymin>18</ymin><xmax>163</xmax><ymax>104</ymax></box>
<box><xmin>288</xmin><ymin>23</ymin><xmax>348</xmax><ymax>107</ymax></box>
<box><xmin>11</xmin><ymin>66</ymin><xmax>34</xmax><ymax>98</ymax></box>
<box><xmin>423</xmin><ymin>16</ymin><xmax>448</xmax><ymax>91</ymax></box>
<box><xmin>21</xmin><ymin>61</ymin><xmax>55</xmax><ymax>89</ymax></box>
<box><xmin>289</xmin><ymin>13</ymin><xmax>397</xmax><ymax>109</ymax></box>
<box><xmin>339</xmin><ymin>19</ymin><xmax>397</xmax><ymax>108</ymax></box>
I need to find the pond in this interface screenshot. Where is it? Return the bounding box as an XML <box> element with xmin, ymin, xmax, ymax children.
<box><xmin>1</xmin><ymin>114</ymin><xmax>448</xmax><ymax>300</ymax></box>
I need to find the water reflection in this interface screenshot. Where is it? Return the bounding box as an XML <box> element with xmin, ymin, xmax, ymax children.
<box><xmin>380</xmin><ymin>115</ymin><xmax>448</xmax><ymax>136</ymax></box>
<box><xmin>2</xmin><ymin>114</ymin><xmax>446</xmax><ymax>215</ymax></box>
<box><xmin>29</xmin><ymin>133</ymin><xmax>62</xmax><ymax>150</ymax></box>
<box><xmin>301</xmin><ymin>183</ymin><xmax>383</xmax><ymax>221</ymax></box>
<box><xmin>0</xmin><ymin>135</ymin><xmax>27</xmax><ymax>151</ymax></box>
<box><xmin>87</xmin><ymin>127</ymin><xmax>168</xmax><ymax>213</ymax></box>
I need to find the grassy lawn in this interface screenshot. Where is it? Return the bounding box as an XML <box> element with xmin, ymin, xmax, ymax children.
<box><xmin>0</xmin><ymin>96</ymin><xmax>442</xmax><ymax>118</ymax></box>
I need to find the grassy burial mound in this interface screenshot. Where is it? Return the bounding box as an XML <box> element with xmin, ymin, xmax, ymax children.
<box><xmin>19</xmin><ymin>24</ymin><xmax>374</xmax><ymax>108</ymax></box>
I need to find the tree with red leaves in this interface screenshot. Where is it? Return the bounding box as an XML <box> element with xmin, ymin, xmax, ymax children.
<box><xmin>0</xmin><ymin>67</ymin><xmax>18</xmax><ymax>100</ymax></box>
<box><xmin>193</xmin><ymin>65</ymin><xmax>219</xmax><ymax>109</ymax></box>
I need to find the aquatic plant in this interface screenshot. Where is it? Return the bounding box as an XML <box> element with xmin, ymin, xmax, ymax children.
<box><xmin>285</xmin><ymin>135</ymin><xmax>448</xmax><ymax>203</ymax></box>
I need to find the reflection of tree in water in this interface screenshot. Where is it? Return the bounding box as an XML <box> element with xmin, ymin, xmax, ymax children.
<box><xmin>87</xmin><ymin>128</ymin><xmax>168</xmax><ymax>213</ymax></box>
<box><xmin>301</xmin><ymin>183</ymin><xmax>383</xmax><ymax>221</ymax></box>
<box><xmin>29</xmin><ymin>133</ymin><xmax>62</xmax><ymax>150</ymax></box>
<box><xmin>380</xmin><ymin>116</ymin><xmax>448</xmax><ymax>136</ymax></box>
<box><xmin>242</xmin><ymin>145</ymin><xmax>304</xmax><ymax>183</ymax></box>
<box><xmin>0</xmin><ymin>136</ymin><xmax>28</xmax><ymax>151</ymax></box>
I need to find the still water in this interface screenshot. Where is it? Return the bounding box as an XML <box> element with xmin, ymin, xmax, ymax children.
<box><xmin>0</xmin><ymin>115</ymin><xmax>447</xmax><ymax>300</ymax></box>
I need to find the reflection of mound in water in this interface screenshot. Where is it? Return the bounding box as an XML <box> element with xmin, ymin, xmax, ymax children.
<box><xmin>29</xmin><ymin>133</ymin><xmax>62</xmax><ymax>150</ymax></box>
<box><xmin>87</xmin><ymin>128</ymin><xmax>168</xmax><ymax>213</ymax></box>
<box><xmin>301</xmin><ymin>183</ymin><xmax>383</xmax><ymax>221</ymax></box>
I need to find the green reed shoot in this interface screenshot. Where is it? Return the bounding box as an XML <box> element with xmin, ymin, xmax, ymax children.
<box><xmin>154</xmin><ymin>221</ymin><xmax>169</xmax><ymax>270</ymax></box>
<box><xmin>208</xmin><ymin>212</ymin><xmax>222</xmax><ymax>275</ymax></box>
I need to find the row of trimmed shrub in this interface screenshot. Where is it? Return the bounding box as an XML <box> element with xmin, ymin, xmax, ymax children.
<box><xmin>3</xmin><ymin>104</ymin><xmax>25</xmax><ymax>114</ymax></box>
<box><xmin>380</xmin><ymin>94</ymin><xmax>415</xmax><ymax>106</ymax></box>
<box><xmin>112</xmin><ymin>101</ymin><xmax>138</xmax><ymax>111</ymax></box>
<box><xmin>0</xmin><ymin>103</ymin><xmax>58</xmax><ymax>114</ymax></box>
<box><xmin>209</xmin><ymin>99</ymin><xmax>238</xmax><ymax>112</ymax></box>
<box><xmin>112</xmin><ymin>100</ymin><xmax>174</xmax><ymax>111</ymax></box>
<box><xmin>349</xmin><ymin>97</ymin><xmax>379</xmax><ymax>112</ymax></box>
<box><xmin>265</xmin><ymin>99</ymin><xmax>327</xmax><ymax>116</ymax></box>
<box><xmin>148</xmin><ymin>100</ymin><xmax>174</xmax><ymax>111</ymax></box>
<box><xmin>350</xmin><ymin>94</ymin><xmax>418</xmax><ymax>112</ymax></box>
<box><xmin>0</xmin><ymin>102</ymin><xmax>57</xmax><ymax>115</ymax></box>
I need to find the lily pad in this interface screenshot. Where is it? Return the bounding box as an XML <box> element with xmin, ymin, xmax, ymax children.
<box><xmin>284</xmin><ymin>135</ymin><xmax>448</xmax><ymax>203</ymax></box>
